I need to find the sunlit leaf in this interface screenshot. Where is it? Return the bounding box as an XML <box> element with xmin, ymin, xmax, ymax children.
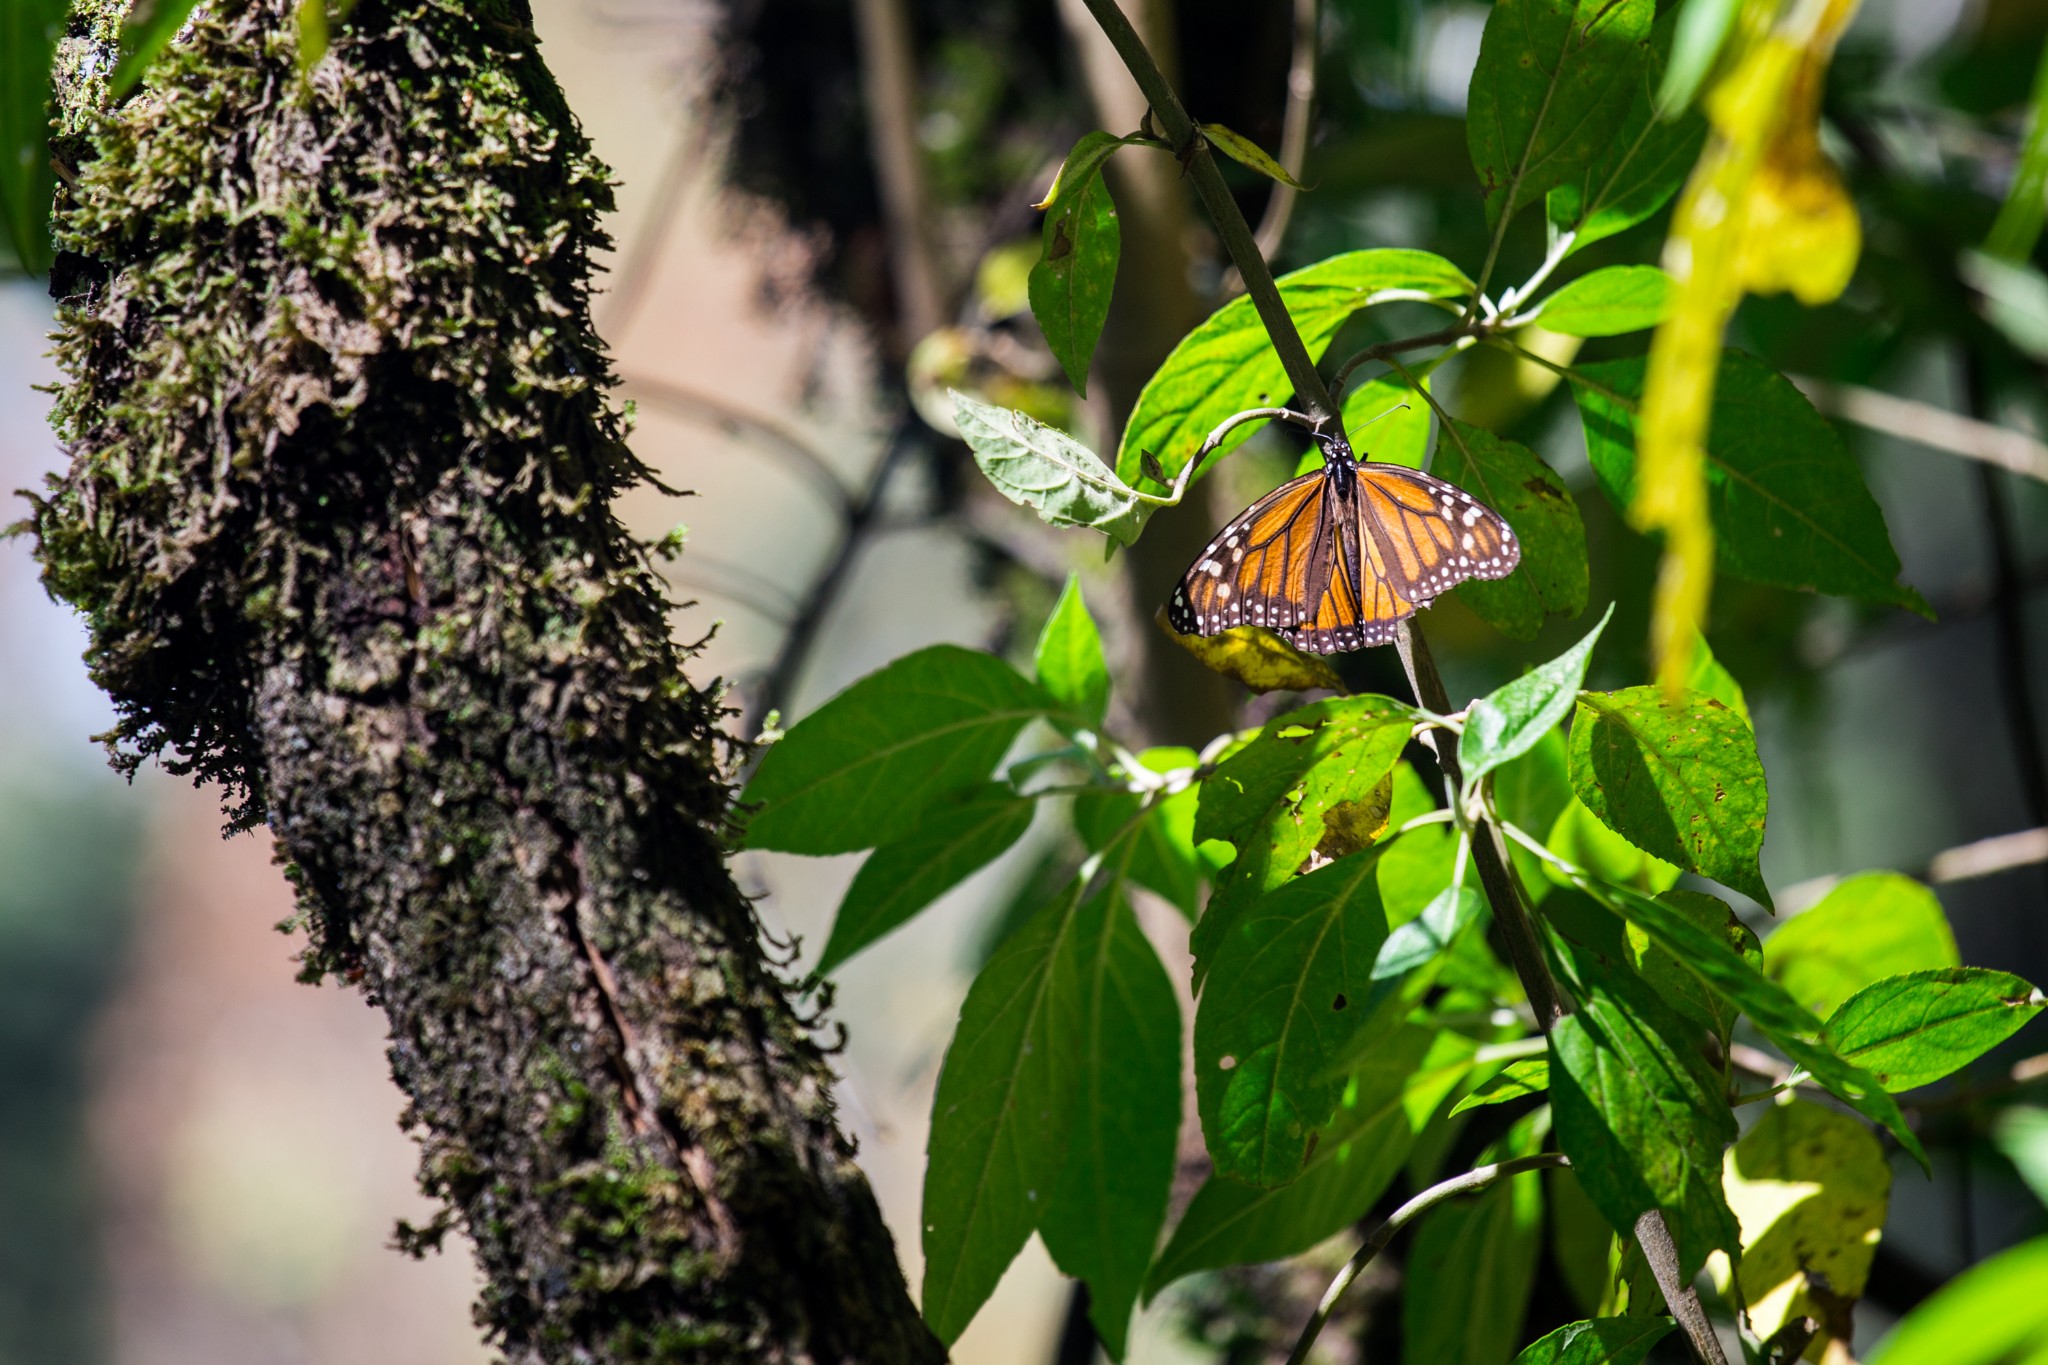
<box><xmin>1993</xmin><ymin>1107</ymin><xmax>2048</xmax><ymax>1207</ymax></box>
<box><xmin>1147</xmin><ymin>1028</ymin><xmax>1478</xmax><ymax>1294</ymax></box>
<box><xmin>1655</xmin><ymin>0</ymin><xmax>1740</xmax><ymax>116</ymax></box>
<box><xmin>1984</xmin><ymin>39</ymin><xmax>2048</xmax><ymax>261</ymax></box>
<box><xmin>1431</xmin><ymin>421</ymin><xmax>1588</xmax><ymax>640</ymax></box>
<box><xmin>954</xmin><ymin>392</ymin><xmax>1157</xmax><ymax>545</ymax></box>
<box><xmin>1547</xmin><ymin>795</ymin><xmax>1680</xmax><ymax>896</ymax></box>
<box><xmin>740</xmin><ymin>645</ymin><xmax>1052</xmax><ymax>853</ymax></box>
<box><xmin>1725</xmin><ymin>1099</ymin><xmax>1890</xmax><ymax>1348</ymax></box>
<box><xmin>1467</xmin><ymin>0</ymin><xmax>1659</xmax><ymax>228</ymax></box>
<box><xmin>1763</xmin><ymin>872</ymin><xmax>1958</xmax><ymax>1018</ymax></box>
<box><xmin>1568</xmin><ymin>686</ymin><xmax>1771</xmax><ymax>907</ymax></box>
<box><xmin>1866</xmin><ymin>1236</ymin><xmax>2048</xmax><ymax>1364</ymax></box>
<box><xmin>1462</xmin><ymin>603</ymin><xmax>1613</xmax><ymax>785</ymax></box>
<box><xmin>1156</xmin><ymin>608</ymin><xmax>1345</xmax><ymax>694</ymax></box>
<box><xmin>1031</xmin><ymin>132</ymin><xmax>1128</xmax><ymax>395</ymax></box>
<box><xmin>1533</xmin><ymin>266</ymin><xmax>1675</xmax><ymax>336</ymax></box>
<box><xmin>1074</xmin><ymin>747</ymin><xmax>1206</xmax><ymax>921</ymax></box>
<box><xmin>1195</xmin><ymin>849</ymin><xmax>1392</xmax><ymax>1186</ymax></box>
<box><xmin>1510</xmin><ymin>1317</ymin><xmax>1674</xmax><ymax>1365</ymax></box>
<box><xmin>1035</xmin><ymin>573</ymin><xmax>1111</xmax><ymax>727</ymax></box>
<box><xmin>1452</xmin><ymin>1058</ymin><xmax>1551</xmax><ymax>1116</ymax></box>
<box><xmin>1119</xmin><ymin>249</ymin><xmax>1472</xmax><ymax>488</ymax></box>
<box><xmin>1825</xmin><ymin>968</ymin><xmax>2045</xmax><ymax>1092</ymax></box>
<box><xmin>1574</xmin><ymin>352</ymin><xmax>1928</xmax><ymax>616</ymax></box>
<box><xmin>1302</xmin><ymin>375</ymin><xmax>1433</xmax><ymax>474</ymax></box>
<box><xmin>1677</xmin><ymin>627</ymin><xmax>1748</xmax><ymax>724</ymax></box>
<box><xmin>1039</xmin><ymin>880</ymin><xmax>1180</xmax><ymax>1360</ymax></box>
<box><xmin>1202</xmin><ymin>122</ymin><xmax>1307</xmax><ymax>189</ymax></box>
<box><xmin>815</xmin><ymin>786</ymin><xmax>1035</xmax><ymax>976</ymax></box>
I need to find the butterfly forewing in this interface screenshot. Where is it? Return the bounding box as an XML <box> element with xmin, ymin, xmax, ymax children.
<box><xmin>1168</xmin><ymin>444</ymin><xmax>1521</xmax><ymax>655</ymax></box>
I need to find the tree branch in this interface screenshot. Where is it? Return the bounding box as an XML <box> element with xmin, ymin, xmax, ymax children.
<box><xmin>852</xmin><ymin>0</ymin><xmax>947</xmax><ymax>346</ymax></box>
<box><xmin>1795</xmin><ymin>375</ymin><xmax>2048</xmax><ymax>486</ymax></box>
<box><xmin>1250</xmin><ymin>0</ymin><xmax>1318</xmax><ymax>262</ymax></box>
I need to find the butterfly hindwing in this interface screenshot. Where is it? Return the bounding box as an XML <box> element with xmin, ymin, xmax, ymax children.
<box><xmin>1169</xmin><ymin>445</ymin><xmax>1521</xmax><ymax>655</ymax></box>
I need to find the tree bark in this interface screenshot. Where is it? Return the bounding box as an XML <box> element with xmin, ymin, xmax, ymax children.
<box><xmin>33</xmin><ymin>2</ymin><xmax>942</xmax><ymax>1361</ymax></box>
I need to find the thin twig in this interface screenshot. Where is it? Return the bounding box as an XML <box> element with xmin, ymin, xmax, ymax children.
<box><xmin>1250</xmin><ymin>0</ymin><xmax>1319</xmax><ymax>262</ymax></box>
<box><xmin>1285</xmin><ymin>1154</ymin><xmax>1570</xmax><ymax>1365</ymax></box>
<box><xmin>1795</xmin><ymin>376</ymin><xmax>2048</xmax><ymax>485</ymax></box>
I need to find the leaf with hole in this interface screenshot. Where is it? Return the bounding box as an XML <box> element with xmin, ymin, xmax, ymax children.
<box><xmin>1569</xmin><ymin>686</ymin><xmax>1771</xmax><ymax>908</ymax></box>
<box><xmin>1195</xmin><ymin>849</ymin><xmax>1393</xmax><ymax>1186</ymax></box>
<box><xmin>1573</xmin><ymin>352</ymin><xmax>1930</xmax><ymax>615</ymax></box>
<box><xmin>1118</xmin><ymin>250</ymin><xmax>1472</xmax><ymax>489</ymax></box>
<box><xmin>741</xmin><ymin>644</ymin><xmax>1053</xmax><ymax>854</ymax></box>
<box><xmin>1467</xmin><ymin>0</ymin><xmax>1659</xmax><ymax>228</ymax></box>
<box><xmin>1825</xmin><ymin>968</ymin><xmax>2045</xmax><ymax>1092</ymax></box>
<box><xmin>1431</xmin><ymin>422</ymin><xmax>1588</xmax><ymax>640</ymax></box>
<box><xmin>814</xmin><ymin>786</ymin><xmax>1035</xmax><ymax>976</ymax></box>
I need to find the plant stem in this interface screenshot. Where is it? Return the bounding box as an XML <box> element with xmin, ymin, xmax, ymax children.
<box><xmin>1286</xmin><ymin>1154</ymin><xmax>1570</xmax><ymax>1365</ymax></box>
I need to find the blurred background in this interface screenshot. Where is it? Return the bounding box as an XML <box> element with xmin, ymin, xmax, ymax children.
<box><xmin>0</xmin><ymin>0</ymin><xmax>2044</xmax><ymax>1361</ymax></box>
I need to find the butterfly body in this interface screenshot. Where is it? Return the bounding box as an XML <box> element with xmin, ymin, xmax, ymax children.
<box><xmin>1167</xmin><ymin>435</ymin><xmax>1519</xmax><ymax>654</ymax></box>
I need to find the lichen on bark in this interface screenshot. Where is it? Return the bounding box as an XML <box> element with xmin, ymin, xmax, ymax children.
<box><xmin>30</xmin><ymin>2</ymin><xmax>942</xmax><ymax>1360</ymax></box>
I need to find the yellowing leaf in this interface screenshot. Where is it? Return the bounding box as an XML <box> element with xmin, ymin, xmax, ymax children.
<box><xmin>1724</xmin><ymin>1099</ymin><xmax>1890</xmax><ymax>1349</ymax></box>
<box><xmin>1154</xmin><ymin>607</ymin><xmax>1344</xmax><ymax>694</ymax></box>
<box><xmin>1635</xmin><ymin>0</ymin><xmax>1864</xmax><ymax>690</ymax></box>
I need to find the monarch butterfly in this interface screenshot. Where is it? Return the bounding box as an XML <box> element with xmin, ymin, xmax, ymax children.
<box><xmin>1167</xmin><ymin>433</ymin><xmax>1520</xmax><ymax>654</ymax></box>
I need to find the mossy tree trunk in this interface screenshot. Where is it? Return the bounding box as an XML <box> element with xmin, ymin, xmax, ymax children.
<box><xmin>32</xmin><ymin>2</ymin><xmax>942</xmax><ymax>1360</ymax></box>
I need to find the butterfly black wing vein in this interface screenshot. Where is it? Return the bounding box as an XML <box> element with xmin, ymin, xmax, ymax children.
<box><xmin>1167</xmin><ymin>442</ymin><xmax>1521</xmax><ymax>655</ymax></box>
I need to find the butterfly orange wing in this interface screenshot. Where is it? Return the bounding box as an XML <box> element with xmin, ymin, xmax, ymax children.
<box><xmin>1166</xmin><ymin>471</ymin><xmax>1335</xmax><ymax>637</ymax></box>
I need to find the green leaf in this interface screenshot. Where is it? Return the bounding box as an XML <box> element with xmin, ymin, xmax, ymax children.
<box><xmin>1432</xmin><ymin>422</ymin><xmax>1588</xmax><ymax>640</ymax></box>
<box><xmin>740</xmin><ymin>645</ymin><xmax>1052</xmax><ymax>854</ymax></box>
<box><xmin>1547</xmin><ymin>6</ymin><xmax>1707</xmax><ymax>250</ymax></box>
<box><xmin>1034</xmin><ymin>130</ymin><xmax>1130</xmax><ymax>213</ymax></box>
<box><xmin>1590</xmin><ymin>884</ymin><xmax>1928</xmax><ymax>1166</ymax></box>
<box><xmin>1462</xmin><ymin>603</ymin><xmax>1614</xmax><ymax>785</ymax></box>
<box><xmin>1119</xmin><ymin>250</ymin><xmax>1473</xmax><ymax>488</ymax></box>
<box><xmin>922</xmin><ymin>879</ymin><xmax>1090</xmax><ymax>1342</ymax></box>
<box><xmin>1202</xmin><ymin>122</ymin><xmax>1307</xmax><ymax>189</ymax></box>
<box><xmin>1549</xmin><ymin>970</ymin><xmax>1739</xmax><ymax>1278</ymax></box>
<box><xmin>1655</xmin><ymin>0</ymin><xmax>1739</xmax><ymax>116</ymax></box>
<box><xmin>1031</xmin><ymin>151</ymin><xmax>1121</xmax><ymax>395</ymax></box>
<box><xmin>1573</xmin><ymin>352</ymin><xmax>1931</xmax><ymax>616</ymax></box>
<box><xmin>1192</xmin><ymin>696</ymin><xmax>1414</xmax><ymax>983</ymax></box>
<box><xmin>1986</xmin><ymin>39</ymin><xmax>2048</xmax><ymax>262</ymax></box>
<box><xmin>1510</xmin><ymin>1317</ymin><xmax>1674</xmax><ymax>1365</ymax></box>
<box><xmin>1035</xmin><ymin>574</ymin><xmax>1110</xmax><ymax>727</ymax></box>
<box><xmin>1569</xmin><ymin>686</ymin><xmax>1772</xmax><ymax>908</ymax></box>
<box><xmin>1147</xmin><ymin>1027</ymin><xmax>1478</xmax><ymax>1294</ymax></box>
<box><xmin>1498</xmin><ymin>728</ymin><xmax>1574</xmax><ymax>903</ymax></box>
<box><xmin>1725</xmin><ymin>1099</ymin><xmax>1890</xmax><ymax>1344</ymax></box>
<box><xmin>1677</xmin><ymin>627</ymin><xmax>1749</xmax><ymax>725</ymax></box>
<box><xmin>1959</xmin><ymin>249</ymin><xmax>2048</xmax><ymax>362</ymax></box>
<box><xmin>1629</xmin><ymin>890</ymin><xmax>1758</xmax><ymax>1044</ymax></box>
<box><xmin>1378</xmin><ymin>764</ymin><xmax>1462</xmax><ymax>925</ymax></box>
<box><xmin>1531</xmin><ymin>267</ymin><xmax>1674</xmax><ymax>336</ymax></box>
<box><xmin>953</xmin><ymin>392</ymin><xmax>1157</xmax><ymax>545</ymax></box>
<box><xmin>1403</xmin><ymin>1111</ymin><xmax>1547</xmax><ymax>1365</ymax></box>
<box><xmin>1452</xmin><ymin>1058</ymin><xmax>1551</xmax><ymax>1116</ymax></box>
<box><xmin>1466</xmin><ymin>0</ymin><xmax>1658</xmax><ymax>229</ymax></box>
<box><xmin>1764</xmin><ymin>872</ymin><xmax>1958</xmax><ymax>1018</ymax></box>
<box><xmin>1195</xmin><ymin>849</ymin><xmax>1392</xmax><ymax>1186</ymax></box>
<box><xmin>0</xmin><ymin>0</ymin><xmax>67</xmax><ymax>275</ymax></box>
<box><xmin>1074</xmin><ymin>748</ymin><xmax>1205</xmax><ymax>921</ymax></box>
<box><xmin>1039</xmin><ymin>882</ymin><xmax>1181</xmax><ymax>1360</ymax></box>
<box><xmin>109</xmin><ymin>0</ymin><xmax>205</xmax><ymax>97</ymax></box>
<box><xmin>1825</xmin><ymin>968</ymin><xmax>2045</xmax><ymax>1092</ymax></box>
<box><xmin>1867</xmin><ymin>1236</ymin><xmax>2048</xmax><ymax>1365</ymax></box>
<box><xmin>1994</xmin><ymin>1106</ymin><xmax>2048</xmax><ymax>1207</ymax></box>
<box><xmin>815</xmin><ymin>786</ymin><xmax>1036</xmax><ymax>976</ymax></box>
<box><xmin>1546</xmin><ymin>793</ymin><xmax>1680</xmax><ymax>896</ymax></box>
<box><xmin>1343</xmin><ymin>376</ymin><xmax>1434</xmax><ymax>470</ymax></box>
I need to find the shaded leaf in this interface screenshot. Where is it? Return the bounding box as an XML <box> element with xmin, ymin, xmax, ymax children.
<box><xmin>1120</xmin><ymin>250</ymin><xmax>1472</xmax><ymax>488</ymax></box>
<box><xmin>741</xmin><ymin>645</ymin><xmax>1051</xmax><ymax>854</ymax></box>
<box><xmin>1725</xmin><ymin>1099</ymin><xmax>1890</xmax><ymax>1347</ymax></box>
<box><xmin>1031</xmin><ymin>155</ymin><xmax>1120</xmax><ymax>395</ymax></box>
<box><xmin>0</xmin><ymin>0</ymin><xmax>67</xmax><ymax>275</ymax></box>
<box><xmin>1195</xmin><ymin>850</ymin><xmax>1392</xmax><ymax>1186</ymax></box>
<box><xmin>1040</xmin><ymin>882</ymin><xmax>1181</xmax><ymax>1360</ymax></box>
<box><xmin>1404</xmin><ymin>1111</ymin><xmax>1548</xmax><ymax>1365</ymax></box>
<box><xmin>1202</xmin><ymin>122</ymin><xmax>1307</xmax><ymax>188</ymax></box>
<box><xmin>1378</xmin><ymin>763</ymin><xmax>1462</xmax><ymax>926</ymax></box>
<box><xmin>1147</xmin><ymin>1028</ymin><xmax>1477</xmax><ymax>1294</ymax></box>
<box><xmin>1452</xmin><ymin>1059</ymin><xmax>1551</xmax><ymax>1116</ymax></box>
<box><xmin>816</xmin><ymin>786</ymin><xmax>1035</xmax><ymax>976</ymax></box>
<box><xmin>1993</xmin><ymin>1106</ymin><xmax>2048</xmax><ymax>1207</ymax></box>
<box><xmin>1764</xmin><ymin>872</ymin><xmax>1957</xmax><ymax>1018</ymax></box>
<box><xmin>954</xmin><ymin>392</ymin><xmax>1157</xmax><ymax>545</ymax></box>
<box><xmin>1156</xmin><ymin>608</ymin><xmax>1345</xmax><ymax>694</ymax></box>
<box><xmin>922</xmin><ymin>880</ymin><xmax>1090</xmax><ymax>1342</ymax></box>
<box><xmin>1035</xmin><ymin>573</ymin><xmax>1110</xmax><ymax>727</ymax></box>
<box><xmin>1630</xmin><ymin>890</ymin><xmax>1758</xmax><ymax>1045</ymax></box>
<box><xmin>1462</xmin><ymin>603</ymin><xmax>1614</xmax><ymax>785</ymax></box>
<box><xmin>1569</xmin><ymin>686</ymin><xmax>1772</xmax><ymax>907</ymax></box>
<box><xmin>1575</xmin><ymin>352</ymin><xmax>1928</xmax><ymax>615</ymax></box>
<box><xmin>1510</xmin><ymin>1317</ymin><xmax>1674</xmax><ymax>1365</ymax></box>
<box><xmin>1534</xmin><ymin>266</ymin><xmax>1675</xmax><ymax>336</ymax></box>
<box><xmin>109</xmin><ymin>0</ymin><xmax>204</xmax><ymax>97</ymax></box>
<box><xmin>1432</xmin><ymin>421</ymin><xmax>1588</xmax><ymax>640</ymax></box>
<box><xmin>1825</xmin><ymin>968</ymin><xmax>2045</xmax><ymax>1092</ymax></box>
<box><xmin>1074</xmin><ymin>747</ymin><xmax>1205</xmax><ymax>922</ymax></box>
<box><xmin>1467</xmin><ymin>0</ymin><xmax>1658</xmax><ymax>228</ymax></box>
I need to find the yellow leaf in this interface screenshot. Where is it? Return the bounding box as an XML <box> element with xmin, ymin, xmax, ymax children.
<box><xmin>1724</xmin><ymin>1098</ymin><xmax>1890</xmax><ymax>1351</ymax></box>
<box><xmin>1637</xmin><ymin>0</ymin><xmax>1864</xmax><ymax>690</ymax></box>
<box><xmin>1154</xmin><ymin>608</ymin><xmax>1345</xmax><ymax>695</ymax></box>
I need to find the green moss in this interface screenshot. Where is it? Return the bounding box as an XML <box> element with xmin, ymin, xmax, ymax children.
<box><xmin>31</xmin><ymin>2</ymin><xmax>939</xmax><ymax>1362</ymax></box>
